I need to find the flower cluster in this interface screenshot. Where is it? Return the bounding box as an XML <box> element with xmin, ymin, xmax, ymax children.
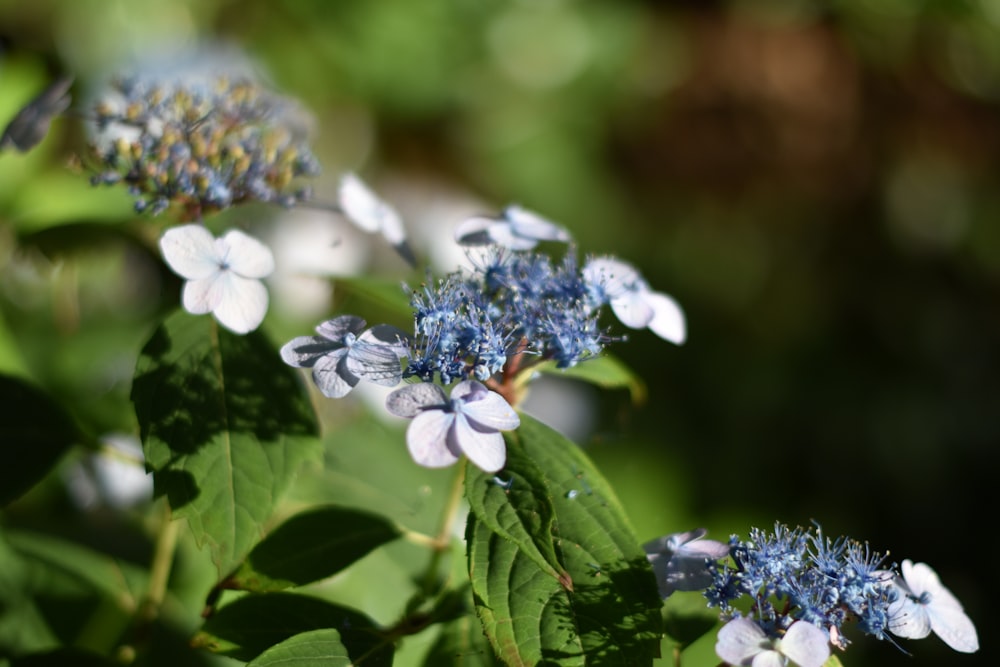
<box><xmin>645</xmin><ymin>524</ymin><xmax>978</xmax><ymax>667</ymax></box>
<box><xmin>86</xmin><ymin>73</ymin><xmax>320</xmax><ymax>219</ymax></box>
<box><xmin>281</xmin><ymin>206</ymin><xmax>686</xmax><ymax>473</ymax></box>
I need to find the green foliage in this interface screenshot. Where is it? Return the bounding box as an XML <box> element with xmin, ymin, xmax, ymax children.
<box><xmin>195</xmin><ymin>593</ymin><xmax>394</xmax><ymax>665</ymax></box>
<box><xmin>466</xmin><ymin>415</ymin><xmax>662</xmax><ymax>666</ymax></box>
<box><xmin>132</xmin><ymin>312</ymin><xmax>322</xmax><ymax>576</ymax></box>
<box><xmin>229</xmin><ymin>506</ymin><xmax>401</xmax><ymax>592</ymax></box>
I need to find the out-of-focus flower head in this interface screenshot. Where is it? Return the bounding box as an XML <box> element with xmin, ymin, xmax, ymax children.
<box><xmin>85</xmin><ymin>62</ymin><xmax>320</xmax><ymax>220</ymax></box>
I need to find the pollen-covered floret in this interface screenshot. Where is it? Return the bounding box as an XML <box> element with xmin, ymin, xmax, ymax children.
<box><xmin>86</xmin><ymin>72</ymin><xmax>320</xmax><ymax>220</ymax></box>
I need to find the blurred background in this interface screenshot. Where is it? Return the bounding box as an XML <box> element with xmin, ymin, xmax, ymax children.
<box><xmin>1</xmin><ymin>1</ymin><xmax>997</xmax><ymax>666</ymax></box>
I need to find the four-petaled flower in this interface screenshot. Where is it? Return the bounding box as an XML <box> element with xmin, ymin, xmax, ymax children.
<box><xmin>159</xmin><ymin>224</ymin><xmax>275</xmax><ymax>334</ymax></box>
<box><xmin>716</xmin><ymin>618</ymin><xmax>830</xmax><ymax>667</ymax></box>
<box><xmin>385</xmin><ymin>379</ymin><xmax>520</xmax><ymax>472</ymax></box>
<box><xmin>281</xmin><ymin>315</ymin><xmax>409</xmax><ymax>398</ymax></box>
<box><xmin>454</xmin><ymin>205</ymin><xmax>571</xmax><ymax>250</ymax></box>
<box><xmin>583</xmin><ymin>257</ymin><xmax>686</xmax><ymax>345</ymax></box>
<box><xmin>643</xmin><ymin>528</ymin><xmax>729</xmax><ymax>598</ymax></box>
<box><xmin>888</xmin><ymin>559</ymin><xmax>979</xmax><ymax>653</ymax></box>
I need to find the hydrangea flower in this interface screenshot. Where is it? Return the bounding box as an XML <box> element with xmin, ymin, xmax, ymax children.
<box><xmin>454</xmin><ymin>205</ymin><xmax>571</xmax><ymax>250</ymax></box>
<box><xmin>87</xmin><ymin>70</ymin><xmax>319</xmax><ymax>219</ymax></box>
<box><xmin>643</xmin><ymin>528</ymin><xmax>729</xmax><ymax>598</ymax></box>
<box><xmin>159</xmin><ymin>224</ymin><xmax>274</xmax><ymax>334</ymax></box>
<box><xmin>385</xmin><ymin>379</ymin><xmax>519</xmax><ymax>472</ymax></box>
<box><xmin>280</xmin><ymin>315</ymin><xmax>408</xmax><ymax>398</ymax></box>
<box><xmin>583</xmin><ymin>257</ymin><xmax>686</xmax><ymax>344</ymax></box>
<box><xmin>888</xmin><ymin>560</ymin><xmax>979</xmax><ymax>653</ymax></box>
<box><xmin>337</xmin><ymin>172</ymin><xmax>415</xmax><ymax>265</ymax></box>
<box><xmin>716</xmin><ymin>618</ymin><xmax>830</xmax><ymax>667</ymax></box>
<box><xmin>1</xmin><ymin>75</ymin><xmax>73</xmax><ymax>152</ymax></box>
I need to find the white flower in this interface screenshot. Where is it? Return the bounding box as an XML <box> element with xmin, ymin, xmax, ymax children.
<box><xmin>715</xmin><ymin>618</ymin><xmax>829</xmax><ymax>667</ymax></box>
<box><xmin>454</xmin><ymin>205</ymin><xmax>571</xmax><ymax>250</ymax></box>
<box><xmin>583</xmin><ymin>257</ymin><xmax>686</xmax><ymax>345</ymax></box>
<box><xmin>888</xmin><ymin>559</ymin><xmax>979</xmax><ymax>653</ymax></box>
<box><xmin>643</xmin><ymin>528</ymin><xmax>729</xmax><ymax>598</ymax></box>
<box><xmin>280</xmin><ymin>315</ymin><xmax>408</xmax><ymax>399</ymax></box>
<box><xmin>385</xmin><ymin>380</ymin><xmax>520</xmax><ymax>473</ymax></box>
<box><xmin>159</xmin><ymin>224</ymin><xmax>274</xmax><ymax>334</ymax></box>
<box><xmin>337</xmin><ymin>172</ymin><xmax>415</xmax><ymax>265</ymax></box>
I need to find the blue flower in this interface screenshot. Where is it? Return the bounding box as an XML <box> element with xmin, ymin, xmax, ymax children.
<box><xmin>643</xmin><ymin>528</ymin><xmax>729</xmax><ymax>598</ymax></box>
<box><xmin>281</xmin><ymin>315</ymin><xmax>408</xmax><ymax>398</ymax></box>
<box><xmin>385</xmin><ymin>379</ymin><xmax>520</xmax><ymax>472</ymax></box>
<box><xmin>337</xmin><ymin>173</ymin><xmax>415</xmax><ymax>265</ymax></box>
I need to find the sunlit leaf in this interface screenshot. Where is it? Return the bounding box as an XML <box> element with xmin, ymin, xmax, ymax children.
<box><xmin>0</xmin><ymin>375</ymin><xmax>80</xmax><ymax>506</ymax></box>
<box><xmin>537</xmin><ymin>355</ymin><xmax>646</xmax><ymax>404</ymax></box>
<box><xmin>132</xmin><ymin>312</ymin><xmax>322</xmax><ymax>576</ymax></box>
<box><xmin>195</xmin><ymin>592</ymin><xmax>392</xmax><ymax>665</ymax></box>
<box><xmin>466</xmin><ymin>414</ymin><xmax>662</xmax><ymax>666</ymax></box>
<box><xmin>247</xmin><ymin>629</ymin><xmax>351</xmax><ymax>666</ymax></box>
<box><xmin>465</xmin><ymin>446</ymin><xmax>565</xmax><ymax>581</ymax></box>
<box><xmin>230</xmin><ymin>505</ymin><xmax>401</xmax><ymax>592</ymax></box>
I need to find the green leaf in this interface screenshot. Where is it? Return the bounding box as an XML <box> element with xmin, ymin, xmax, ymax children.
<box><xmin>247</xmin><ymin>629</ymin><xmax>351</xmax><ymax>666</ymax></box>
<box><xmin>467</xmin><ymin>414</ymin><xmax>662</xmax><ymax>666</ymax></box>
<box><xmin>823</xmin><ymin>656</ymin><xmax>844</xmax><ymax>667</ymax></box>
<box><xmin>538</xmin><ymin>355</ymin><xmax>646</xmax><ymax>404</ymax></box>
<box><xmin>230</xmin><ymin>505</ymin><xmax>402</xmax><ymax>592</ymax></box>
<box><xmin>465</xmin><ymin>447</ymin><xmax>566</xmax><ymax>582</ymax></box>
<box><xmin>132</xmin><ymin>312</ymin><xmax>321</xmax><ymax>576</ymax></box>
<box><xmin>0</xmin><ymin>375</ymin><xmax>80</xmax><ymax>506</ymax></box>
<box><xmin>422</xmin><ymin>616</ymin><xmax>499</xmax><ymax>667</ymax></box>
<box><xmin>195</xmin><ymin>592</ymin><xmax>393</xmax><ymax>665</ymax></box>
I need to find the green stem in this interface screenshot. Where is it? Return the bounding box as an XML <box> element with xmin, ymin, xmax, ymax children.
<box><xmin>418</xmin><ymin>461</ymin><xmax>467</xmax><ymax>595</ymax></box>
<box><xmin>139</xmin><ymin>500</ymin><xmax>179</xmax><ymax>625</ymax></box>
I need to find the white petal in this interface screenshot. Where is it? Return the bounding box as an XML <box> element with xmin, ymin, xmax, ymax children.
<box><xmin>220</xmin><ymin>229</ymin><xmax>275</xmax><ymax>279</ymax></box>
<box><xmin>407</xmin><ymin>410</ymin><xmax>461</xmax><ymax>468</ymax></box>
<box><xmin>338</xmin><ymin>173</ymin><xmax>387</xmax><ymax>233</ymax></box>
<box><xmin>160</xmin><ymin>224</ymin><xmax>220</xmax><ymax>279</ymax></box>
<box><xmin>645</xmin><ymin>291</ymin><xmax>687</xmax><ymax>344</ymax></box>
<box><xmin>345</xmin><ymin>335</ymin><xmax>404</xmax><ymax>387</ymax></box>
<box><xmin>888</xmin><ymin>595</ymin><xmax>931</xmax><ymax>640</ymax></box>
<box><xmin>610</xmin><ymin>291</ymin><xmax>655</xmax><ymax>329</ymax></box>
<box><xmin>750</xmin><ymin>652</ymin><xmax>784</xmax><ymax>667</ymax></box>
<box><xmin>716</xmin><ymin>618</ymin><xmax>767</xmax><ymax>665</ymax></box>
<box><xmin>280</xmin><ymin>335</ymin><xmax>338</xmax><ymax>368</ymax></box>
<box><xmin>211</xmin><ymin>274</ymin><xmax>269</xmax><ymax>334</ymax></box>
<box><xmin>583</xmin><ymin>257</ymin><xmax>642</xmax><ymax>299</ymax></box>
<box><xmin>902</xmin><ymin>561</ymin><xmax>964</xmax><ymax>610</ymax></box>
<box><xmin>310</xmin><ymin>350</ymin><xmax>356</xmax><ymax>398</ymax></box>
<box><xmin>317</xmin><ymin>315</ymin><xmax>367</xmax><ymax>341</ymax></box>
<box><xmin>503</xmin><ymin>205</ymin><xmax>571</xmax><ymax>242</ymax></box>
<box><xmin>451</xmin><ymin>413</ymin><xmax>506</xmax><ymax>472</ymax></box>
<box><xmin>458</xmin><ymin>389</ymin><xmax>520</xmax><ymax>431</ymax></box>
<box><xmin>486</xmin><ymin>222</ymin><xmax>539</xmax><ymax>250</ymax></box>
<box><xmin>779</xmin><ymin>621</ymin><xmax>830</xmax><ymax>667</ymax></box>
<box><xmin>385</xmin><ymin>383</ymin><xmax>447</xmax><ymax>418</ymax></box>
<box><xmin>182</xmin><ymin>275</ymin><xmax>224</xmax><ymax>315</ymax></box>
<box><xmin>928</xmin><ymin>604</ymin><xmax>979</xmax><ymax>653</ymax></box>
